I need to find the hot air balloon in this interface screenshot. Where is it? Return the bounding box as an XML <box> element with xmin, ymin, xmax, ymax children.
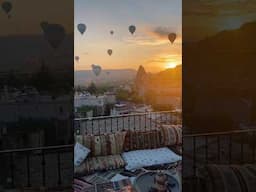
<box><xmin>110</xmin><ymin>30</ymin><xmax>114</xmax><ymax>35</ymax></box>
<box><xmin>75</xmin><ymin>56</ymin><xmax>79</xmax><ymax>62</ymax></box>
<box><xmin>129</xmin><ymin>25</ymin><xmax>136</xmax><ymax>35</ymax></box>
<box><xmin>107</xmin><ymin>49</ymin><xmax>112</xmax><ymax>56</ymax></box>
<box><xmin>1</xmin><ymin>1</ymin><xmax>12</xmax><ymax>18</ymax></box>
<box><xmin>77</xmin><ymin>23</ymin><xmax>86</xmax><ymax>34</ymax></box>
<box><xmin>40</xmin><ymin>22</ymin><xmax>66</xmax><ymax>49</ymax></box>
<box><xmin>40</xmin><ymin>21</ymin><xmax>49</xmax><ymax>31</ymax></box>
<box><xmin>91</xmin><ymin>64</ymin><xmax>102</xmax><ymax>76</ymax></box>
<box><xmin>168</xmin><ymin>33</ymin><xmax>176</xmax><ymax>44</ymax></box>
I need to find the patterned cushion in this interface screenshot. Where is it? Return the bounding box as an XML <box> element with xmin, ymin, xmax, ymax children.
<box><xmin>198</xmin><ymin>164</ymin><xmax>256</xmax><ymax>192</ymax></box>
<box><xmin>123</xmin><ymin>130</ymin><xmax>164</xmax><ymax>151</ymax></box>
<box><xmin>160</xmin><ymin>124</ymin><xmax>182</xmax><ymax>146</ymax></box>
<box><xmin>74</xmin><ymin>155</ymin><xmax>126</xmax><ymax>176</ymax></box>
<box><xmin>75</xmin><ymin>132</ymin><xmax>127</xmax><ymax>157</ymax></box>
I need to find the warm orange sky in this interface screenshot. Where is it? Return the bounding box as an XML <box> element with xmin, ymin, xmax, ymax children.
<box><xmin>183</xmin><ymin>0</ymin><xmax>256</xmax><ymax>42</ymax></box>
<box><xmin>75</xmin><ymin>0</ymin><xmax>182</xmax><ymax>73</ymax></box>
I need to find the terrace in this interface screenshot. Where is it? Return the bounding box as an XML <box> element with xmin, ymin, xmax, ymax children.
<box><xmin>1</xmin><ymin>111</ymin><xmax>255</xmax><ymax>191</ymax></box>
<box><xmin>183</xmin><ymin>128</ymin><xmax>256</xmax><ymax>192</ymax></box>
<box><xmin>74</xmin><ymin>111</ymin><xmax>182</xmax><ymax>191</ymax></box>
<box><xmin>0</xmin><ymin>111</ymin><xmax>181</xmax><ymax>191</ymax></box>
<box><xmin>1</xmin><ymin>110</ymin><xmax>255</xmax><ymax>191</ymax></box>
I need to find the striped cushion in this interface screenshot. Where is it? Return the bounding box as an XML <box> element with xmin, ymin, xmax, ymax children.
<box><xmin>123</xmin><ymin>130</ymin><xmax>164</xmax><ymax>151</ymax></box>
<box><xmin>74</xmin><ymin>155</ymin><xmax>126</xmax><ymax>176</ymax></box>
<box><xmin>160</xmin><ymin>124</ymin><xmax>182</xmax><ymax>146</ymax></box>
<box><xmin>199</xmin><ymin>164</ymin><xmax>256</xmax><ymax>192</ymax></box>
<box><xmin>75</xmin><ymin>132</ymin><xmax>126</xmax><ymax>157</ymax></box>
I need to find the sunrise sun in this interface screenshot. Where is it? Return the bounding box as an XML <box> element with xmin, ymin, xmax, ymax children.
<box><xmin>165</xmin><ymin>62</ymin><xmax>178</xmax><ymax>69</ymax></box>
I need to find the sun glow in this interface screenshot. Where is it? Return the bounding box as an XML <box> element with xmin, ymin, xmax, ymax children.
<box><xmin>165</xmin><ymin>62</ymin><xmax>178</xmax><ymax>69</ymax></box>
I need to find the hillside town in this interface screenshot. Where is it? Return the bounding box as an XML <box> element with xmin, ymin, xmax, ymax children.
<box><xmin>74</xmin><ymin>65</ymin><xmax>182</xmax><ymax>118</ymax></box>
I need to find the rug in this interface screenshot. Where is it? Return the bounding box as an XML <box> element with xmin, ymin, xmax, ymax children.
<box><xmin>73</xmin><ymin>178</ymin><xmax>95</xmax><ymax>192</ymax></box>
<box><xmin>96</xmin><ymin>178</ymin><xmax>137</xmax><ymax>192</ymax></box>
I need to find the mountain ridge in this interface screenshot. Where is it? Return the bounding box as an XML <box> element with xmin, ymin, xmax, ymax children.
<box><xmin>184</xmin><ymin>20</ymin><xmax>256</xmax><ymax>91</ymax></box>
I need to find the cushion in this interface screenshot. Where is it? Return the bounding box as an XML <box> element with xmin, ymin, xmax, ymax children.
<box><xmin>123</xmin><ymin>130</ymin><xmax>164</xmax><ymax>151</ymax></box>
<box><xmin>160</xmin><ymin>124</ymin><xmax>182</xmax><ymax>146</ymax></box>
<box><xmin>74</xmin><ymin>155</ymin><xmax>126</xmax><ymax>176</ymax></box>
<box><xmin>74</xmin><ymin>142</ymin><xmax>90</xmax><ymax>167</ymax></box>
<box><xmin>198</xmin><ymin>164</ymin><xmax>256</xmax><ymax>192</ymax></box>
<box><xmin>122</xmin><ymin>147</ymin><xmax>181</xmax><ymax>171</ymax></box>
<box><xmin>75</xmin><ymin>131</ymin><xmax>126</xmax><ymax>157</ymax></box>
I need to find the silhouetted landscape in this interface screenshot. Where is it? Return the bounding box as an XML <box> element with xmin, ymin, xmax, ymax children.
<box><xmin>0</xmin><ymin>34</ymin><xmax>73</xmax><ymax>72</ymax></box>
<box><xmin>183</xmin><ymin>21</ymin><xmax>256</xmax><ymax>133</ymax></box>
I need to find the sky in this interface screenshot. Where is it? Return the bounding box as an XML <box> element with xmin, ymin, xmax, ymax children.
<box><xmin>183</xmin><ymin>0</ymin><xmax>256</xmax><ymax>42</ymax></box>
<box><xmin>75</xmin><ymin>0</ymin><xmax>182</xmax><ymax>73</ymax></box>
<box><xmin>0</xmin><ymin>0</ymin><xmax>73</xmax><ymax>35</ymax></box>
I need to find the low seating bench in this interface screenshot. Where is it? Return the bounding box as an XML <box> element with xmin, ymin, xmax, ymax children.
<box><xmin>74</xmin><ymin>124</ymin><xmax>182</xmax><ymax>177</ymax></box>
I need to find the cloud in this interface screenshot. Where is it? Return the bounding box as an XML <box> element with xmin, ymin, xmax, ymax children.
<box><xmin>148</xmin><ymin>26</ymin><xmax>180</xmax><ymax>40</ymax></box>
<box><xmin>152</xmin><ymin>27</ymin><xmax>171</xmax><ymax>38</ymax></box>
<box><xmin>183</xmin><ymin>0</ymin><xmax>256</xmax><ymax>17</ymax></box>
<box><xmin>123</xmin><ymin>26</ymin><xmax>181</xmax><ymax>46</ymax></box>
<box><xmin>183</xmin><ymin>0</ymin><xmax>256</xmax><ymax>41</ymax></box>
<box><xmin>146</xmin><ymin>26</ymin><xmax>181</xmax><ymax>44</ymax></box>
<box><xmin>146</xmin><ymin>53</ymin><xmax>181</xmax><ymax>65</ymax></box>
<box><xmin>124</xmin><ymin>35</ymin><xmax>168</xmax><ymax>46</ymax></box>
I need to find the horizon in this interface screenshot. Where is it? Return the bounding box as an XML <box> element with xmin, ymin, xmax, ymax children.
<box><xmin>75</xmin><ymin>64</ymin><xmax>182</xmax><ymax>73</ymax></box>
<box><xmin>183</xmin><ymin>0</ymin><xmax>256</xmax><ymax>42</ymax></box>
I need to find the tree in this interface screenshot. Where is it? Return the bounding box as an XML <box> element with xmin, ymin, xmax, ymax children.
<box><xmin>152</xmin><ymin>104</ymin><xmax>174</xmax><ymax>111</ymax></box>
<box><xmin>130</xmin><ymin>92</ymin><xmax>143</xmax><ymax>104</ymax></box>
<box><xmin>30</xmin><ymin>61</ymin><xmax>54</xmax><ymax>92</ymax></box>
<box><xmin>145</xmin><ymin>90</ymin><xmax>156</xmax><ymax>105</ymax></box>
<box><xmin>86</xmin><ymin>82</ymin><xmax>97</xmax><ymax>94</ymax></box>
<box><xmin>75</xmin><ymin>86</ymin><xmax>82</xmax><ymax>92</ymax></box>
<box><xmin>116</xmin><ymin>89</ymin><xmax>130</xmax><ymax>101</ymax></box>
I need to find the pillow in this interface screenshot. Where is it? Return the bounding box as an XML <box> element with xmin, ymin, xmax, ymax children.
<box><xmin>123</xmin><ymin>130</ymin><xmax>164</xmax><ymax>151</ymax></box>
<box><xmin>75</xmin><ymin>131</ymin><xmax>126</xmax><ymax>157</ymax></box>
<box><xmin>74</xmin><ymin>142</ymin><xmax>90</xmax><ymax>167</ymax></box>
<box><xmin>160</xmin><ymin>124</ymin><xmax>182</xmax><ymax>146</ymax></box>
<box><xmin>122</xmin><ymin>147</ymin><xmax>181</xmax><ymax>171</ymax></box>
<box><xmin>197</xmin><ymin>164</ymin><xmax>256</xmax><ymax>192</ymax></box>
<box><xmin>74</xmin><ymin>155</ymin><xmax>126</xmax><ymax>176</ymax></box>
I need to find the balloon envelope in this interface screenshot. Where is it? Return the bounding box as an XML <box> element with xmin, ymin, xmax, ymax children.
<box><xmin>75</xmin><ymin>56</ymin><xmax>79</xmax><ymax>62</ymax></box>
<box><xmin>40</xmin><ymin>22</ymin><xmax>49</xmax><ymax>30</ymax></box>
<box><xmin>77</xmin><ymin>23</ymin><xmax>86</xmax><ymax>34</ymax></box>
<box><xmin>110</xmin><ymin>30</ymin><xmax>114</xmax><ymax>35</ymax></box>
<box><xmin>2</xmin><ymin>1</ymin><xmax>12</xmax><ymax>14</ymax></box>
<box><xmin>41</xmin><ymin>23</ymin><xmax>66</xmax><ymax>49</ymax></box>
<box><xmin>91</xmin><ymin>64</ymin><xmax>102</xmax><ymax>76</ymax></box>
<box><xmin>107</xmin><ymin>49</ymin><xmax>112</xmax><ymax>56</ymax></box>
<box><xmin>129</xmin><ymin>25</ymin><xmax>136</xmax><ymax>34</ymax></box>
<box><xmin>168</xmin><ymin>33</ymin><xmax>176</xmax><ymax>44</ymax></box>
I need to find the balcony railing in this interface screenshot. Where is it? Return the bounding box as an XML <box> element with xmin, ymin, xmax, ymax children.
<box><xmin>0</xmin><ymin>111</ymin><xmax>181</xmax><ymax>189</ymax></box>
<box><xmin>183</xmin><ymin>128</ymin><xmax>256</xmax><ymax>191</ymax></box>
<box><xmin>74</xmin><ymin>111</ymin><xmax>181</xmax><ymax>135</ymax></box>
<box><xmin>0</xmin><ymin>144</ymin><xmax>73</xmax><ymax>190</ymax></box>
